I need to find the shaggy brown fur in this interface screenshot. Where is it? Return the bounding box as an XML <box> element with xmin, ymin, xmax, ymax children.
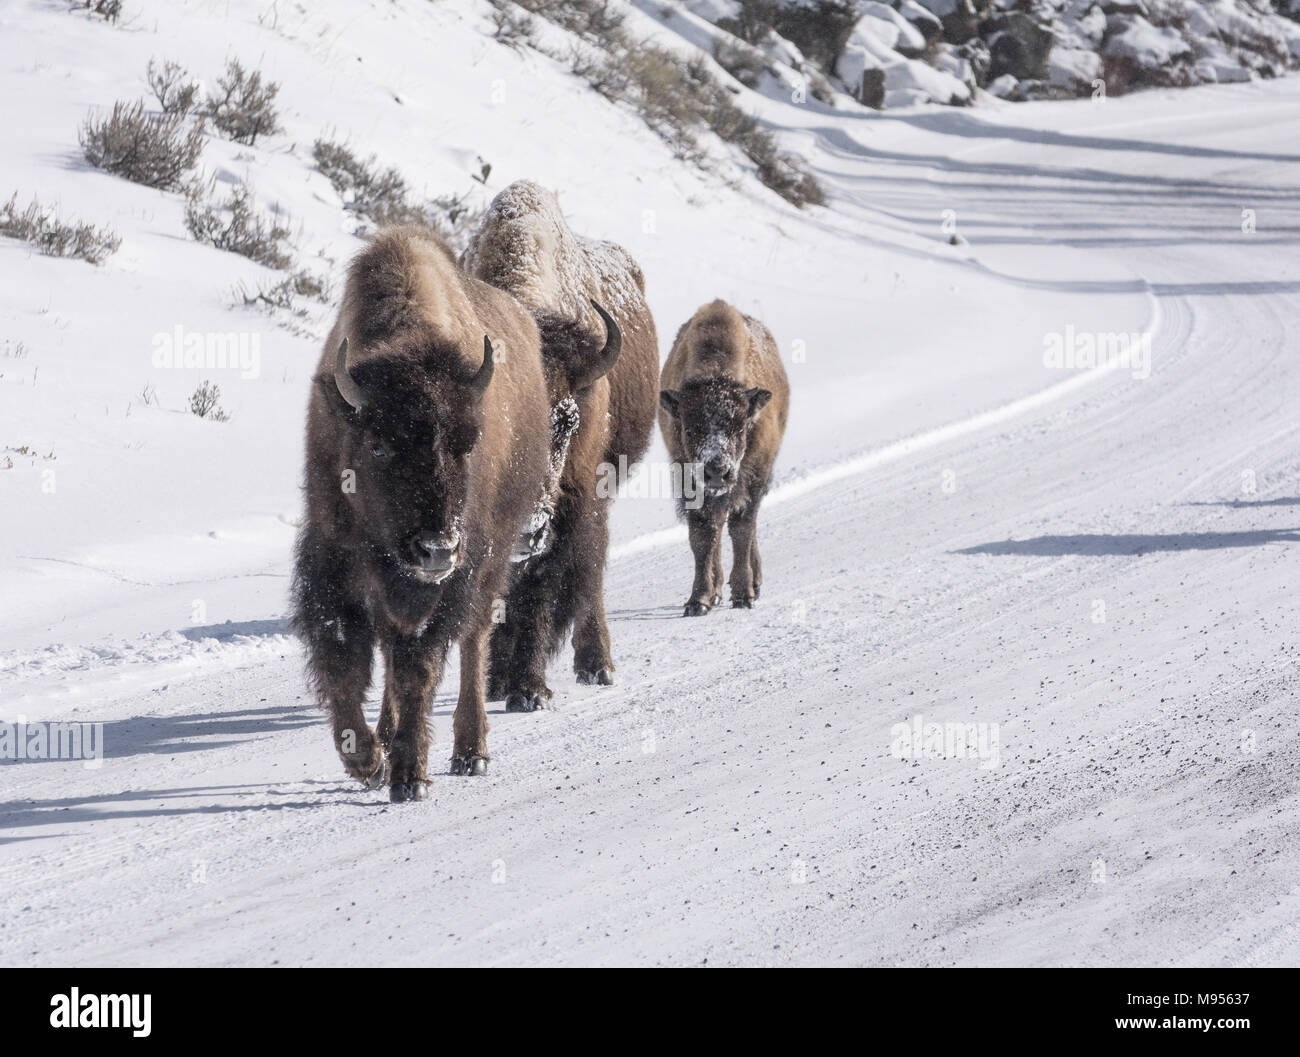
<box><xmin>659</xmin><ymin>299</ymin><xmax>789</xmax><ymax>615</ymax></box>
<box><xmin>462</xmin><ymin>181</ymin><xmax>659</xmax><ymax>709</ymax></box>
<box><xmin>291</xmin><ymin>226</ymin><xmax>549</xmax><ymax>799</ymax></box>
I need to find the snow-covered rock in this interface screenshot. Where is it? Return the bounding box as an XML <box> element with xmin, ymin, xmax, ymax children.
<box><xmin>885</xmin><ymin>51</ymin><xmax>975</xmax><ymax>104</ymax></box>
<box><xmin>859</xmin><ymin>3</ymin><xmax>931</xmax><ymax>55</ymax></box>
<box><xmin>987</xmin><ymin>12</ymin><xmax>1055</xmax><ymax>80</ymax></box>
<box><xmin>1104</xmin><ymin>14</ymin><xmax>1194</xmax><ymax>66</ymax></box>
<box><xmin>988</xmin><ymin>71</ymin><xmax>1020</xmax><ymax>95</ymax></box>
<box><xmin>1049</xmin><ymin>46</ymin><xmax>1103</xmax><ymax>90</ymax></box>
<box><xmin>699</xmin><ymin>0</ymin><xmax>1300</xmax><ymax>107</ymax></box>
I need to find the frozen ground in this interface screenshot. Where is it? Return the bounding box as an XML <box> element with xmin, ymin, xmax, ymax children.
<box><xmin>1</xmin><ymin>0</ymin><xmax>1298</xmax><ymax>965</ymax></box>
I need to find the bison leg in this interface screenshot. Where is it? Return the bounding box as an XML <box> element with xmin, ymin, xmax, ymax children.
<box><xmin>451</xmin><ymin>622</ymin><xmax>491</xmax><ymax>776</ymax></box>
<box><xmin>486</xmin><ymin>619</ymin><xmax>515</xmax><ymax>701</ymax></box>
<box><xmin>292</xmin><ymin>533</ymin><xmax>384</xmax><ymax>786</ymax></box>
<box><xmin>318</xmin><ymin>624</ymin><xmax>381</xmax><ymax>785</ymax></box>
<box><xmin>376</xmin><ymin>640</ymin><xmax>398</xmax><ymax>752</ymax></box>
<box><xmin>684</xmin><ymin>505</ymin><xmax>727</xmax><ymax>616</ymax></box>
<box><xmin>385</xmin><ymin>631</ymin><xmax>449</xmax><ymax>802</ymax></box>
<box><xmin>571</xmin><ymin>498</ymin><xmax>615</xmax><ymax>685</ymax></box>
<box><xmin>498</xmin><ymin>512</ymin><xmax>574</xmax><ymax>713</ymax></box>
<box><xmin>728</xmin><ymin>503</ymin><xmax>759</xmax><ymax>608</ymax></box>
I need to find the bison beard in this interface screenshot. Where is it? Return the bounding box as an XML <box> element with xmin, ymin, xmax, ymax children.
<box><xmin>291</xmin><ymin>227</ymin><xmax>549</xmax><ymax>800</ymax></box>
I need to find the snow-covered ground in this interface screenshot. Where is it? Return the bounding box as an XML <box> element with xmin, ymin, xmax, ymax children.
<box><xmin>2</xmin><ymin>0</ymin><xmax>1299</xmax><ymax>965</ymax></box>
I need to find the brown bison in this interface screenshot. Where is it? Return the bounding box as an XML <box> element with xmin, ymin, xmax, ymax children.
<box><xmin>462</xmin><ymin>181</ymin><xmax>659</xmax><ymax>711</ymax></box>
<box><xmin>658</xmin><ymin>300</ymin><xmax>789</xmax><ymax>615</ymax></box>
<box><xmin>291</xmin><ymin>226</ymin><xmax>551</xmax><ymax>799</ymax></box>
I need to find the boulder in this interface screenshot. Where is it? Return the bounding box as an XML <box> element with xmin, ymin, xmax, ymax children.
<box><xmin>985</xmin><ymin>11</ymin><xmax>1054</xmax><ymax>81</ymax></box>
<box><xmin>1048</xmin><ymin>46</ymin><xmax>1102</xmax><ymax>93</ymax></box>
<box><xmin>987</xmin><ymin>72</ymin><xmax>1019</xmax><ymax>97</ymax></box>
<box><xmin>910</xmin><ymin>0</ymin><xmax>985</xmax><ymax>45</ymax></box>
<box><xmin>858</xmin><ymin>3</ymin><xmax>929</xmax><ymax>57</ymax></box>
<box><xmin>957</xmin><ymin>37</ymin><xmax>992</xmax><ymax>87</ymax></box>
<box><xmin>899</xmin><ymin>1</ymin><xmax>944</xmax><ymax>47</ymax></box>
<box><xmin>861</xmin><ymin>66</ymin><xmax>887</xmax><ymax>107</ymax></box>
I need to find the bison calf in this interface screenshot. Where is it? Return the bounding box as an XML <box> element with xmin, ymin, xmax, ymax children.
<box><xmin>659</xmin><ymin>300</ymin><xmax>789</xmax><ymax>615</ymax></box>
<box><xmin>291</xmin><ymin>226</ymin><xmax>550</xmax><ymax>799</ymax></box>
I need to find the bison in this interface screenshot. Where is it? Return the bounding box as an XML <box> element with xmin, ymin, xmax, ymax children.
<box><xmin>658</xmin><ymin>300</ymin><xmax>789</xmax><ymax>615</ymax></box>
<box><xmin>291</xmin><ymin>226</ymin><xmax>551</xmax><ymax>800</ymax></box>
<box><xmin>462</xmin><ymin>181</ymin><xmax>659</xmax><ymax>711</ymax></box>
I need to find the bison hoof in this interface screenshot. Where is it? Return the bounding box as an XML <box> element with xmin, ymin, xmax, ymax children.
<box><xmin>683</xmin><ymin>601</ymin><xmax>712</xmax><ymax>617</ymax></box>
<box><xmin>731</xmin><ymin>597</ymin><xmax>755</xmax><ymax>609</ymax></box>
<box><xmin>390</xmin><ymin>780</ymin><xmax>428</xmax><ymax>803</ymax></box>
<box><xmin>450</xmin><ymin>754</ymin><xmax>489</xmax><ymax>776</ymax></box>
<box><xmin>505</xmin><ymin>691</ymin><xmax>549</xmax><ymax>713</ymax></box>
<box><xmin>362</xmin><ymin>757</ymin><xmax>390</xmax><ymax>790</ymax></box>
<box><xmin>576</xmin><ymin>667</ymin><xmax>614</xmax><ymax>686</ymax></box>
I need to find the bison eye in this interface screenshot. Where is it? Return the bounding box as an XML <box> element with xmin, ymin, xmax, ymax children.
<box><xmin>370</xmin><ymin>439</ymin><xmax>390</xmax><ymax>459</ymax></box>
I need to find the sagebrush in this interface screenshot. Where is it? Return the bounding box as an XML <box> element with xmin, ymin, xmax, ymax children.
<box><xmin>493</xmin><ymin>0</ymin><xmax>824</xmax><ymax>207</ymax></box>
<box><xmin>206</xmin><ymin>59</ymin><xmax>281</xmax><ymax>145</ymax></box>
<box><xmin>313</xmin><ymin>138</ymin><xmax>480</xmax><ymax>244</ymax></box>
<box><xmin>80</xmin><ymin>100</ymin><xmax>205</xmax><ymax>190</ymax></box>
<box><xmin>0</xmin><ymin>194</ymin><xmax>122</xmax><ymax>265</ymax></box>
<box><xmin>184</xmin><ymin>180</ymin><xmax>293</xmax><ymax>268</ymax></box>
<box><xmin>189</xmin><ymin>380</ymin><xmax>230</xmax><ymax>421</ymax></box>
<box><xmin>147</xmin><ymin>58</ymin><xmax>199</xmax><ymax>116</ymax></box>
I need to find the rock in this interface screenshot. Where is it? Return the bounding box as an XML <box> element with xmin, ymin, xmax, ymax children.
<box><xmin>1100</xmin><ymin>0</ymin><xmax>1148</xmax><ymax>15</ymax></box>
<box><xmin>988</xmin><ymin>72</ymin><xmax>1019</xmax><ymax>97</ymax></box>
<box><xmin>933</xmin><ymin>42</ymin><xmax>976</xmax><ymax>93</ymax></box>
<box><xmin>911</xmin><ymin>0</ymin><xmax>985</xmax><ymax>45</ymax></box>
<box><xmin>884</xmin><ymin>51</ymin><xmax>974</xmax><ymax>104</ymax></box>
<box><xmin>859</xmin><ymin>4</ymin><xmax>929</xmax><ymax>57</ymax></box>
<box><xmin>1102</xmin><ymin>14</ymin><xmax>1197</xmax><ymax>91</ymax></box>
<box><xmin>1048</xmin><ymin>46</ymin><xmax>1102</xmax><ymax>94</ymax></box>
<box><xmin>899</xmin><ymin>1</ymin><xmax>944</xmax><ymax>47</ymax></box>
<box><xmin>1102</xmin><ymin>14</ymin><xmax>1192</xmax><ymax>67</ymax></box>
<box><xmin>957</xmin><ymin>37</ymin><xmax>992</xmax><ymax>87</ymax></box>
<box><xmin>985</xmin><ymin>12</ymin><xmax>1055</xmax><ymax>81</ymax></box>
<box><xmin>861</xmin><ymin>66</ymin><xmax>887</xmax><ymax>107</ymax></box>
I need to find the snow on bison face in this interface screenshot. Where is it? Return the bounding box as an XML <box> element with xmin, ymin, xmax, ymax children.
<box><xmin>660</xmin><ymin>378</ymin><xmax>771</xmax><ymax>497</ymax></box>
<box><xmin>329</xmin><ymin>337</ymin><xmax>492</xmax><ymax>583</ymax></box>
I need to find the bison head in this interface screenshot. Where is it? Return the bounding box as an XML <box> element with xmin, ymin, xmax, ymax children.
<box><xmin>510</xmin><ymin>299</ymin><xmax>621</xmax><ymax>562</ymax></box>
<box><xmin>659</xmin><ymin>379</ymin><xmax>771</xmax><ymax>497</ymax></box>
<box><xmin>327</xmin><ymin>335</ymin><xmax>495</xmax><ymax>583</ymax></box>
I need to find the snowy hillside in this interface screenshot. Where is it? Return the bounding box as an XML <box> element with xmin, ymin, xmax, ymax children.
<box><xmin>2</xmin><ymin>0</ymin><xmax>1300</xmax><ymax>966</ymax></box>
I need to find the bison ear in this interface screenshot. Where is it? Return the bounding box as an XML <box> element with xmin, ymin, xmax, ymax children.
<box><xmin>744</xmin><ymin>387</ymin><xmax>772</xmax><ymax>418</ymax></box>
<box><xmin>659</xmin><ymin>390</ymin><xmax>682</xmax><ymax>417</ymax></box>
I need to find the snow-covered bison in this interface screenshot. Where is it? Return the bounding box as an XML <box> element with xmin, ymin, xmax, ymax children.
<box><xmin>462</xmin><ymin>181</ymin><xmax>659</xmax><ymax>710</ymax></box>
<box><xmin>291</xmin><ymin>226</ymin><xmax>550</xmax><ymax>799</ymax></box>
<box><xmin>659</xmin><ymin>300</ymin><xmax>789</xmax><ymax>615</ymax></box>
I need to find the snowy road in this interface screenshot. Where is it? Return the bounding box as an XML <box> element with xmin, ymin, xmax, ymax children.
<box><xmin>3</xmin><ymin>0</ymin><xmax>1300</xmax><ymax>965</ymax></box>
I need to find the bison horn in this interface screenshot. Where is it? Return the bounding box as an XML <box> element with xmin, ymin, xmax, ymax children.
<box><xmin>572</xmin><ymin>299</ymin><xmax>622</xmax><ymax>391</ymax></box>
<box><xmin>469</xmin><ymin>335</ymin><xmax>496</xmax><ymax>394</ymax></box>
<box><xmin>334</xmin><ymin>338</ymin><xmax>365</xmax><ymax>412</ymax></box>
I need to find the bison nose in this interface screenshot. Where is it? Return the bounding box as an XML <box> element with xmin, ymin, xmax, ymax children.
<box><xmin>409</xmin><ymin>529</ymin><xmax>460</xmax><ymax>570</ymax></box>
<box><xmin>703</xmin><ymin>459</ymin><xmax>733</xmax><ymax>488</ymax></box>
